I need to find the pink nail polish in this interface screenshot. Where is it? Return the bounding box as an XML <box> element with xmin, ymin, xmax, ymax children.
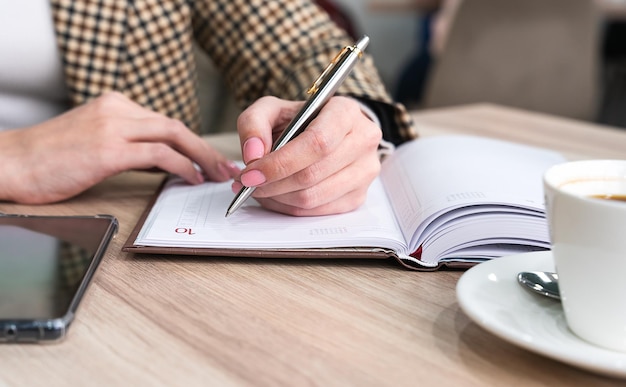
<box><xmin>241</xmin><ymin>170</ymin><xmax>266</xmax><ymax>187</ymax></box>
<box><xmin>243</xmin><ymin>137</ymin><xmax>265</xmax><ymax>164</ymax></box>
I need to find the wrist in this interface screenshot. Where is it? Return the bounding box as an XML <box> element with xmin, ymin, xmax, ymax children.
<box><xmin>350</xmin><ymin>97</ymin><xmax>395</xmax><ymax>158</ymax></box>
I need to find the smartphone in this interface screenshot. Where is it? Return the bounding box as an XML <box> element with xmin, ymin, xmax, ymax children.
<box><xmin>0</xmin><ymin>214</ymin><xmax>118</xmax><ymax>343</ymax></box>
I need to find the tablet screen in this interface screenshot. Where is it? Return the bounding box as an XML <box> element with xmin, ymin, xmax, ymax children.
<box><xmin>0</xmin><ymin>216</ymin><xmax>117</xmax><ymax>321</ymax></box>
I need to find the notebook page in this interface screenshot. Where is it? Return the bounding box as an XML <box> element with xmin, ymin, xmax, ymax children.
<box><xmin>134</xmin><ymin>175</ymin><xmax>407</xmax><ymax>252</ymax></box>
<box><xmin>380</xmin><ymin>135</ymin><xmax>565</xmax><ymax>253</ymax></box>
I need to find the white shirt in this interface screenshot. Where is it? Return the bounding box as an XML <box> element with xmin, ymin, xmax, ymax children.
<box><xmin>0</xmin><ymin>1</ymin><xmax>70</xmax><ymax>131</ymax></box>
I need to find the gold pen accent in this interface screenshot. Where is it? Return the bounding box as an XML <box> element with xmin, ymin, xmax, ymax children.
<box><xmin>307</xmin><ymin>43</ymin><xmax>365</xmax><ymax>95</ymax></box>
<box><xmin>225</xmin><ymin>35</ymin><xmax>370</xmax><ymax>217</ymax></box>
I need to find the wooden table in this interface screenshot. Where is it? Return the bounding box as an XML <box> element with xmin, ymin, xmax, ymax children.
<box><xmin>2</xmin><ymin>104</ymin><xmax>625</xmax><ymax>386</ymax></box>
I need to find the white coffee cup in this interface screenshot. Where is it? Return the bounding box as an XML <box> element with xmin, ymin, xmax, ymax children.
<box><xmin>543</xmin><ymin>159</ymin><xmax>626</xmax><ymax>352</ymax></box>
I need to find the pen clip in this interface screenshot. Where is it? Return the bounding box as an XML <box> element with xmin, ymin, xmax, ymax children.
<box><xmin>306</xmin><ymin>43</ymin><xmax>363</xmax><ymax>96</ymax></box>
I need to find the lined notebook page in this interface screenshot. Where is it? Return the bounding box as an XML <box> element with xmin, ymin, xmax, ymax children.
<box><xmin>134</xmin><ymin>176</ymin><xmax>407</xmax><ymax>252</ymax></box>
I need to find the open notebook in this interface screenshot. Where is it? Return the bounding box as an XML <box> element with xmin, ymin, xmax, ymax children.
<box><xmin>123</xmin><ymin>135</ymin><xmax>565</xmax><ymax>271</ymax></box>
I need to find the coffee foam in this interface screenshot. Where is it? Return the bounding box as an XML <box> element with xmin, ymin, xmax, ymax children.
<box><xmin>559</xmin><ymin>178</ymin><xmax>626</xmax><ymax>196</ymax></box>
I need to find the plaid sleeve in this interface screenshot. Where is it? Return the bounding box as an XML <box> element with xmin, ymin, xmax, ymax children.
<box><xmin>189</xmin><ymin>0</ymin><xmax>416</xmax><ymax>143</ymax></box>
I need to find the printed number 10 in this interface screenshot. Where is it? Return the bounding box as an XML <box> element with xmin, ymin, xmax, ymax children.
<box><xmin>175</xmin><ymin>228</ymin><xmax>195</xmax><ymax>235</ymax></box>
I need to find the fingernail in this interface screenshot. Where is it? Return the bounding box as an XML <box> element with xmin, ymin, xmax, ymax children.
<box><xmin>195</xmin><ymin>171</ymin><xmax>205</xmax><ymax>184</ymax></box>
<box><xmin>241</xmin><ymin>170</ymin><xmax>266</xmax><ymax>187</ymax></box>
<box><xmin>243</xmin><ymin>137</ymin><xmax>265</xmax><ymax>164</ymax></box>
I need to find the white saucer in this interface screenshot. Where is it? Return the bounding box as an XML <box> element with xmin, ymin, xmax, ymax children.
<box><xmin>457</xmin><ymin>250</ymin><xmax>626</xmax><ymax>379</ymax></box>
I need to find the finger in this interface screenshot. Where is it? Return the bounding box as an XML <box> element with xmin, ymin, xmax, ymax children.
<box><xmin>236</xmin><ymin>96</ymin><xmax>304</xmax><ymax>163</ymax></box>
<box><xmin>243</xmin><ymin>97</ymin><xmax>365</xmax><ymax>185</ymax></box>
<box><xmin>250</xmin><ymin>128</ymin><xmax>379</xmax><ymax>198</ymax></box>
<box><xmin>253</xmin><ymin>155</ymin><xmax>380</xmax><ymax>211</ymax></box>
<box><xmin>243</xmin><ymin>108</ymin><xmax>381</xmax><ymax>196</ymax></box>
<box><xmin>117</xmin><ymin>116</ymin><xmax>239</xmax><ymax>181</ymax></box>
<box><xmin>111</xmin><ymin>142</ymin><xmax>208</xmax><ymax>184</ymax></box>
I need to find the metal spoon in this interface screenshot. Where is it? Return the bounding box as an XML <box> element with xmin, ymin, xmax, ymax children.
<box><xmin>517</xmin><ymin>271</ymin><xmax>561</xmax><ymax>300</ymax></box>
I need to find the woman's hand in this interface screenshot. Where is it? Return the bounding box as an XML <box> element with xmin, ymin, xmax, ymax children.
<box><xmin>234</xmin><ymin>95</ymin><xmax>382</xmax><ymax>216</ymax></box>
<box><xmin>0</xmin><ymin>92</ymin><xmax>239</xmax><ymax>204</ymax></box>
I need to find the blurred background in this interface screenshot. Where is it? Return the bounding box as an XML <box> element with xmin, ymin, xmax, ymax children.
<box><xmin>197</xmin><ymin>0</ymin><xmax>626</xmax><ymax>134</ymax></box>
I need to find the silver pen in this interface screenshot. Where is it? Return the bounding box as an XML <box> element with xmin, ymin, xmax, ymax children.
<box><xmin>225</xmin><ymin>35</ymin><xmax>370</xmax><ymax>217</ymax></box>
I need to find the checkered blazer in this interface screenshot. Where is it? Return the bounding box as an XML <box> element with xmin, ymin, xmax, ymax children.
<box><xmin>50</xmin><ymin>0</ymin><xmax>415</xmax><ymax>142</ymax></box>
